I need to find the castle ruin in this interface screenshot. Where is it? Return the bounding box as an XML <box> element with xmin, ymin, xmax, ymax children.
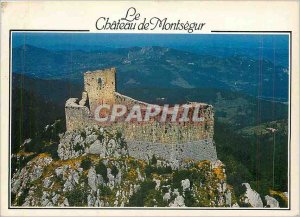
<box><xmin>65</xmin><ymin>68</ymin><xmax>217</xmax><ymax>164</ymax></box>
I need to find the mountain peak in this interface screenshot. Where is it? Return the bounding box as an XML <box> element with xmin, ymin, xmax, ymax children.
<box><xmin>13</xmin><ymin>44</ymin><xmax>49</xmax><ymax>52</ymax></box>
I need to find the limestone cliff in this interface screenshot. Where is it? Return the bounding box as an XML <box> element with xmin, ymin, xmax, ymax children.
<box><xmin>11</xmin><ymin>126</ymin><xmax>284</xmax><ymax>208</ymax></box>
<box><xmin>11</xmin><ymin>126</ymin><xmax>228</xmax><ymax>207</ymax></box>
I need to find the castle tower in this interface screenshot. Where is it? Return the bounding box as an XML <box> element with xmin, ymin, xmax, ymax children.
<box><xmin>83</xmin><ymin>68</ymin><xmax>116</xmax><ymax>112</ymax></box>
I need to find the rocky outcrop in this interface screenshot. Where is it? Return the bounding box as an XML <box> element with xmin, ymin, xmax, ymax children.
<box><xmin>87</xmin><ymin>167</ymin><xmax>99</xmax><ymax>191</ymax></box>
<box><xmin>11</xmin><ymin>148</ymin><xmax>232</xmax><ymax>207</ymax></box>
<box><xmin>11</xmin><ymin>126</ymin><xmax>285</xmax><ymax>208</ymax></box>
<box><xmin>241</xmin><ymin>183</ymin><xmax>263</xmax><ymax>208</ymax></box>
<box><xmin>11</xmin><ymin>154</ymin><xmax>53</xmax><ymax>196</ymax></box>
<box><xmin>181</xmin><ymin>179</ymin><xmax>190</xmax><ymax>191</ymax></box>
<box><xmin>58</xmin><ymin>126</ymin><xmax>128</xmax><ymax>160</ymax></box>
<box><xmin>265</xmin><ymin>195</ymin><xmax>279</xmax><ymax>208</ymax></box>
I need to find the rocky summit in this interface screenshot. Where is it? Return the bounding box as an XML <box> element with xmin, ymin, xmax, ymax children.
<box><xmin>11</xmin><ymin>125</ymin><xmax>285</xmax><ymax>207</ymax></box>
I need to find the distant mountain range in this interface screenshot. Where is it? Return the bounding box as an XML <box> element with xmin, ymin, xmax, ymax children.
<box><xmin>12</xmin><ymin>45</ymin><xmax>289</xmax><ymax>102</ymax></box>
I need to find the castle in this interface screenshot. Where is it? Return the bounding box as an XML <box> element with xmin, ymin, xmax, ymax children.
<box><xmin>65</xmin><ymin>68</ymin><xmax>217</xmax><ymax>165</ymax></box>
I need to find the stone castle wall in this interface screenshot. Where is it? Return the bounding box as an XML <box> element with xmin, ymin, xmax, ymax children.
<box><xmin>65</xmin><ymin>98</ymin><xmax>93</xmax><ymax>131</ymax></box>
<box><xmin>127</xmin><ymin>139</ymin><xmax>217</xmax><ymax>168</ymax></box>
<box><xmin>65</xmin><ymin>68</ymin><xmax>217</xmax><ymax>162</ymax></box>
<box><xmin>66</xmin><ymin>95</ymin><xmax>214</xmax><ymax>144</ymax></box>
<box><xmin>114</xmin><ymin>92</ymin><xmax>214</xmax><ymax>143</ymax></box>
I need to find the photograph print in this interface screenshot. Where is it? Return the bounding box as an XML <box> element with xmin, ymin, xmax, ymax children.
<box><xmin>10</xmin><ymin>33</ymin><xmax>289</xmax><ymax>208</ymax></box>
